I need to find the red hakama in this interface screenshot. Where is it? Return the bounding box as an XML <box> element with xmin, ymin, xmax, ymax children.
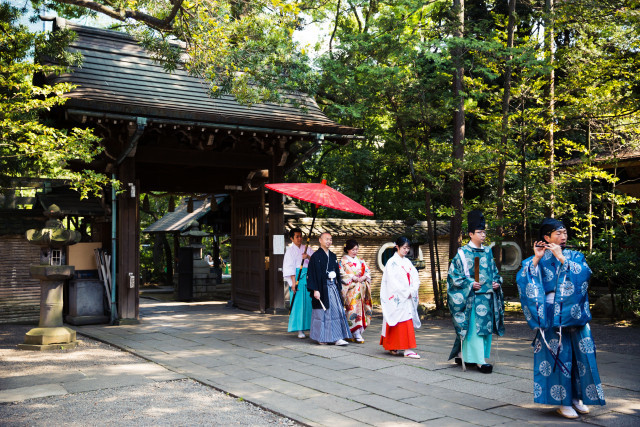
<box><xmin>380</xmin><ymin>319</ymin><xmax>416</xmax><ymax>350</ymax></box>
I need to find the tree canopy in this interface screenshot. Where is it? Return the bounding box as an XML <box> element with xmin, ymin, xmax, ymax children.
<box><xmin>1</xmin><ymin>2</ymin><xmax>109</xmax><ymax>198</ymax></box>
<box><xmin>1</xmin><ymin>0</ymin><xmax>639</xmax><ymax>314</ymax></box>
<box><xmin>291</xmin><ymin>0</ymin><xmax>640</xmax><ymax>312</ymax></box>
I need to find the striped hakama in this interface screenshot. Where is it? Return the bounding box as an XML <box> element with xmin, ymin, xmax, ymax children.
<box><xmin>310</xmin><ymin>280</ymin><xmax>352</xmax><ymax>343</ymax></box>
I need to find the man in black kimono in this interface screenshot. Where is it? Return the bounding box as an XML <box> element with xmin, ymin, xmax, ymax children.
<box><xmin>307</xmin><ymin>232</ymin><xmax>352</xmax><ymax>345</ymax></box>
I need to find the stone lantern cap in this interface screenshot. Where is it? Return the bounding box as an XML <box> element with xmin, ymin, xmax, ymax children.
<box><xmin>181</xmin><ymin>220</ymin><xmax>208</xmax><ymax>249</ymax></box>
<box><xmin>180</xmin><ymin>220</ymin><xmax>209</xmax><ymax>238</ymax></box>
<box><xmin>25</xmin><ymin>204</ymin><xmax>82</xmax><ymax>248</ymax></box>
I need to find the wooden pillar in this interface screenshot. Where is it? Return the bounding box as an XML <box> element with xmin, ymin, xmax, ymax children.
<box><xmin>117</xmin><ymin>157</ymin><xmax>140</xmax><ymax>322</ymax></box>
<box><xmin>268</xmin><ymin>145</ymin><xmax>286</xmax><ymax>311</ymax></box>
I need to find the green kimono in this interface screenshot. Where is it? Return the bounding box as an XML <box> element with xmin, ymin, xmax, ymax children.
<box><xmin>447</xmin><ymin>244</ymin><xmax>505</xmax><ymax>363</ymax></box>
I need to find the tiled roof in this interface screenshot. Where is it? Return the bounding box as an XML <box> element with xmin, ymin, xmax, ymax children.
<box><xmin>37</xmin><ymin>187</ymin><xmax>106</xmax><ymax>217</ymax></box>
<box><xmin>48</xmin><ymin>19</ymin><xmax>361</xmax><ymax>138</ymax></box>
<box><xmin>266</xmin><ymin>197</ymin><xmax>308</xmax><ymax>219</ymax></box>
<box><xmin>145</xmin><ymin>195</ymin><xmax>308</xmax><ymax>233</ymax></box>
<box><xmin>0</xmin><ymin>210</ymin><xmax>46</xmax><ymax>236</ymax></box>
<box><xmin>143</xmin><ymin>196</ymin><xmax>226</xmax><ymax>233</ymax></box>
<box><xmin>564</xmin><ymin>149</ymin><xmax>640</xmax><ymax>167</ymax></box>
<box><xmin>286</xmin><ymin>218</ymin><xmax>450</xmax><ymax>239</ymax></box>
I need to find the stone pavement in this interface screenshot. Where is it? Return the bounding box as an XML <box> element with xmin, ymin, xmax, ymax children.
<box><xmin>37</xmin><ymin>300</ymin><xmax>640</xmax><ymax>426</ymax></box>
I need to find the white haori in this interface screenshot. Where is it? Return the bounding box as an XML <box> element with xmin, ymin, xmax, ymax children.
<box><xmin>283</xmin><ymin>243</ymin><xmax>314</xmax><ymax>286</ymax></box>
<box><xmin>380</xmin><ymin>252</ymin><xmax>421</xmax><ymax>336</ymax></box>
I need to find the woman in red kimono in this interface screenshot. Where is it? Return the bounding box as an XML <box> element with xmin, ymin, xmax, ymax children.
<box><xmin>340</xmin><ymin>239</ymin><xmax>373</xmax><ymax>343</ymax></box>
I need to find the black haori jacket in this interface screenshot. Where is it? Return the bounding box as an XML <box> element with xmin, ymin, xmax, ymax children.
<box><xmin>306</xmin><ymin>249</ymin><xmax>342</xmax><ymax>310</ymax></box>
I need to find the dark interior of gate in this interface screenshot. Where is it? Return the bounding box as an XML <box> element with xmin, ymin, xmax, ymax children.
<box><xmin>42</xmin><ymin>18</ymin><xmax>361</xmax><ymax>320</ymax></box>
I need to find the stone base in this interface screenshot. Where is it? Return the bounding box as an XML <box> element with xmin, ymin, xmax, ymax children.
<box><xmin>193</xmin><ymin>282</ymin><xmax>231</xmax><ymax>300</ymax></box>
<box><xmin>117</xmin><ymin>318</ymin><xmax>141</xmax><ymax>325</ymax></box>
<box><xmin>65</xmin><ymin>314</ymin><xmax>110</xmax><ymax>326</ymax></box>
<box><xmin>68</xmin><ymin>279</ymin><xmax>108</xmax><ymax>322</ymax></box>
<box><xmin>19</xmin><ymin>326</ymin><xmax>77</xmax><ymax>351</ymax></box>
<box><xmin>18</xmin><ymin>341</ymin><xmax>79</xmax><ymax>351</ymax></box>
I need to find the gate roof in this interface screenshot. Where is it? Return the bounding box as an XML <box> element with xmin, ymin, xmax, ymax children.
<box><xmin>48</xmin><ymin>19</ymin><xmax>361</xmax><ymax>139</ymax></box>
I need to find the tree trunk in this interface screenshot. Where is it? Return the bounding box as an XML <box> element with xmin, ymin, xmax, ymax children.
<box><xmin>609</xmin><ymin>166</ymin><xmax>618</xmax><ymax>319</ymax></box>
<box><xmin>587</xmin><ymin>121</ymin><xmax>593</xmax><ymax>251</ymax></box>
<box><xmin>545</xmin><ymin>0</ymin><xmax>556</xmax><ymax>217</ymax></box>
<box><xmin>141</xmin><ymin>204</ymin><xmax>174</xmax><ymax>286</ymax></box>
<box><xmin>425</xmin><ymin>190</ymin><xmax>442</xmax><ymax>310</ymax></box>
<box><xmin>434</xmin><ymin>213</ymin><xmax>444</xmax><ymax>309</ymax></box>
<box><xmin>519</xmin><ymin>100</ymin><xmax>530</xmax><ymax>253</ymax></box>
<box><xmin>162</xmin><ymin>234</ymin><xmax>173</xmax><ymax>285</ymax></box>
<box><xmin>449</xmin><ymin>0</ymin><xmax>466</xmax><ymax>260</ymax></box>
<box><xmin>495</xmin><ymin>0</ymin><xmax>517</xmax><ymax>270</ymax></box>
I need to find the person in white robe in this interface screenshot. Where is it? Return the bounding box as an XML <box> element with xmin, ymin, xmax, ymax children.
<box><xmin>379</xmin><ymin>236</ymin><xmax>421</xmax><ymax>359</ymax></box>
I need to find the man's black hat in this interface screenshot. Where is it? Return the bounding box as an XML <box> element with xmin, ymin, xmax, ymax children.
<box><xmin>539</xmin><ymin>217</ymin><xmax>566</xmax><ymax>240</ymax></box>
<box><xmin>467</xmin><ymin>210</ymin><xmax>485</xmax><ymax>232</ymax></box>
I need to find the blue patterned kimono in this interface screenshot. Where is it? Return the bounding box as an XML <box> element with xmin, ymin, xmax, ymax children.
<box><xmin>447</xmin><ymin>244</ymin><xmax>505</xmax><ymax>362</ymax></box>
<box><xmin>517</xmin><ymin>249</ymin><xmax>605</xmax><ymax>406</ymax></box>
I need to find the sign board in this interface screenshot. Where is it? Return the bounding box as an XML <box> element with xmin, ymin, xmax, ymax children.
<box><xmin>273</xmin><ymin>235</ymin><xmax>285</xmax><ymax>255</ymax></box>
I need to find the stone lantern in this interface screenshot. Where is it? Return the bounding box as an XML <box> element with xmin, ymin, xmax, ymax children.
<box><xmin>181</xmin><ymin>220</ymin><xmax>209</xmax><ymax>260</ymax></box>
<box><xmin>20</xmin><ymin>204</ymin><xmax>81</xmax><ymax>350</ymax></box>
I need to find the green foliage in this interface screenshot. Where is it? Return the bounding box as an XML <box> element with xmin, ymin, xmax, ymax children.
<box><xmin>586</xmin><ymin>215</ymin><xmax>640</xmax><ymax>316</ymax></box>
<box><xmin>139</xmin><ymin>192</ymin><xmax>173</xmax><ymax>284</ymax></box>
<box><xmin>0</xmin><ymin>2</ymin><xmax>109</xmax><ymax>198</ymax></box>
<box><xmin>290</xmin><ymin>0</ymin><xmax>639</xmax><ymax>315</ymax></box>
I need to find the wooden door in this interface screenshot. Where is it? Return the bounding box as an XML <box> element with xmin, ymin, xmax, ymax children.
<box><xmin>231</xmin><ymin>190</ymin><xmax>265</xmax><ymax>312</ymax></box>
<box><xmin>177</xmin><ymin>247</ymin><xmax>193</xmax><ymax>301</ymax></box>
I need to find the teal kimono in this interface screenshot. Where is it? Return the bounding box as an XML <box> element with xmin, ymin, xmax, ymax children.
<box><xmin>447</xmin><ymin>244</ymin><xmax>505</xmax><ymax>362</ymax></box>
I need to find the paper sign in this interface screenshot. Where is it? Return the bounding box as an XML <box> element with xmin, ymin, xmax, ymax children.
<box><xmin>273</xmin><ymin>235</ymin><xmax>285</xmax><ymax>255</ymax></box>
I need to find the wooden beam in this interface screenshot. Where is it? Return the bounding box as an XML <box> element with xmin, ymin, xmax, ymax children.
<box><xmin>136</xmin><ymin>165</ymin><xmax>248</xmax><ymax>193</ymax></box>
<box><xmin>136</xmin><ymin>146</ymin><xmax>271</xmax><ymax>169</ymax></box>
<box><xmin>268</xmin><ymin>147</ymin><xmax>286</xmax><ymax>312</ymax></box>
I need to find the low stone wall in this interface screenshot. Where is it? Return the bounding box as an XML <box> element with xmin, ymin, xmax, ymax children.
<box><xmin>300</xmin><ymin>237</ymin><xmax>451</xmax><ymax>304</ymax></box>
<box><xmin>0</xmin><ymin>235</ymin><xmax>41</xmax><ymax>323</ymax></box>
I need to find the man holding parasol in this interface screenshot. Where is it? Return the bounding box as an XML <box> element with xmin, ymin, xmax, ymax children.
<box><xmin>265</xmin><ymin>179</ymin><xmax>373</xmax><ymax>343</ymax></box>
<box><xmin>307</xmin><ymin>232</ymin><xmax>352</xmax><ymax>345</ymax></box>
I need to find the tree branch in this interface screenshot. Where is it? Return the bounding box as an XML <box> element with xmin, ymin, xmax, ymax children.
<box><xmin>347</xmin><ymin>1</ymin><xmax>362</xmax><ymax>33</ymax></box>
<box><xmin>329</xmin><ymin>0</ymin><xmax>341</xmax><ymax>59</ymax></box>
<box><xmin>54</xmin><ymin>0</ymin><xmax>183</xmax><ymax>31</ymax></box>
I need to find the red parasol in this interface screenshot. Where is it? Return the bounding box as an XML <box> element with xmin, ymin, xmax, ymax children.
<box><xmin>265</xmin><ymin>180</ymin><xmax>373</xmax><ymax>216</ymax></box>
<box><xmin>265</xmin><ymin>179</ymin><xmax>373</xmax><ymax>310</ymax></box>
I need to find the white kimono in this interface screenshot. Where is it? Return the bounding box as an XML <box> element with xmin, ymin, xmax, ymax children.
<box><xmin>282</xmin><ymin>243</ymin><xmax>313</xmax><ymax>287</ymax></box>
<box><xmin>380</xmin><ymin>252</ymin><xmax>421</xmax><ymax>336</ymax></box>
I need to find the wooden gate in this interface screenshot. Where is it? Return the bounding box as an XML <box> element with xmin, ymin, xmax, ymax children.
<box><xmin>231</xmin><ymin>190</ymin><xmax>265</xmax><ymax>312</ymax></box>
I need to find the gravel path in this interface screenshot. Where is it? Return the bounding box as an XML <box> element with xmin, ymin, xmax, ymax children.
<box><xmin>0</xmin><ymin>325</ymin><xmax>300</xmax><ymax>426</ymax></box>
<box><xmin>2</xmin><ymin>379</ymin><xmax>297</xmax><ymax>426</ymax></box>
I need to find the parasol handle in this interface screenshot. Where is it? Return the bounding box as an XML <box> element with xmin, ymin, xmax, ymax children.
<box><xmin>295</xmin><ymin>237</ymin><xmax>310</xmax><ymax>285</ymax></box>
<box><xmin>295</xmin><ymin>206</ymin><xmax>318</xmax><ymax>285</ymax></box>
